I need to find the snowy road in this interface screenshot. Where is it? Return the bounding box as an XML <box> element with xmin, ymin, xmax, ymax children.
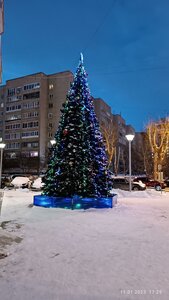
<box><xmin>0</xmin><ymin>189</ymin><xmax>169</xmax><ymax>300</ymax></box>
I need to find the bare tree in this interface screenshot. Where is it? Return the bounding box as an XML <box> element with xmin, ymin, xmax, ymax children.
<box><xmin>138</xmin><ymin>132</ymin><xmax>153</xmax><ymax>175</ymax></box>
<box><xmin>114</xmin><ymin>146</ymin><xmax>121</xmax><ymax>175</ymax></box>
<box><xmin>146</xmin><ymin>118</ymin><xmax>169</xmax><ymax>179</ymax></box>
<box><xmin>100</xmin><ymin>119</ymin><xmax>117</xmax><ymax>169</ymax></box>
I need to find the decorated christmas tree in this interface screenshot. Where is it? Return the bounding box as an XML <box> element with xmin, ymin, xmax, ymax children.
<box><xmin>42</xmin><ymin>54</ymin><xmax>112</xmax><ymax>199</ymax></box>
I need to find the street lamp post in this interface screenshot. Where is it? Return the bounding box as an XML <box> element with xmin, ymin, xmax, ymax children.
<box><xmin>0</xmin><ymin>142</ymin><xmax>6</xmax><ymax>189</ymax></box>
<box><xmin>125</xmin><ymin>134</ymin><xmax>135</xmax><ymax>192</ymax></box>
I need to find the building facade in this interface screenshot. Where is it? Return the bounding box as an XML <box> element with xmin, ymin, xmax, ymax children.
<box><xmin>0</xmin><ymin>71</ymin><xmax>73</xmax><ymax>173</ymax></box>
<box><xmin>93</xmin><ymin>97</ymin><xmax>113</xmax><ymax>127</ymax></box>
<box><xmin>93</xmin><ymin>100</ymin><xmax>136</xmax><ymax>174</ymax></box>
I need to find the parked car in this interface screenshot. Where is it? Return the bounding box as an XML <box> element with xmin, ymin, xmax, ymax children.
<box><xmin>112</xmin><ymin>177</ymin><xmax>146</xmax><ymax>191</ymax></box>
<box><xmin>164</xmin><ymin>178</ymin><xmax>169</xmax><ymax>187</ymax></box>
<box><xmin>133</xmin><ymin>176</ymin><xmax>166</xmax><ymax>191</ymax></box>
<box><xmin>10</xmin><ymin>176</ymin><xmax>31</xmax><ymax>189</ymax></box>
<box><xmin>1</xmin><ymin>176</ymin><xmax>12</xmax><ymax>189</ymax></box>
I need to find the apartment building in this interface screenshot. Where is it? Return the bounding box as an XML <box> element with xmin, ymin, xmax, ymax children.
<box><xmin>93</xmin><ymin>97</ymin><xmax>113</xmax><ymax>126</ymax></box>
<box><xmin>93</xmin><ymin>99</ymin><xmax>135</xmax><ymax>173</ymax></box>
<box><xmin>0</xmin><ymin>71</ymin><xmax>73</xmax><ymax>174</ymax></box>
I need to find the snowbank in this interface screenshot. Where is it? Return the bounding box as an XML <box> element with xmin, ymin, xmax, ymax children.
<box><xmin>31</xmin><ymin>177</ymin><xmax>45</xmax><ymax>190</ymax></box>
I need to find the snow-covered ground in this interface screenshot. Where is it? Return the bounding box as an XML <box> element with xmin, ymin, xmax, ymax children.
<box><xmin>0</xmin><ymin>189</ymin><xmax>169</xmax><ymax>300</ymax></box>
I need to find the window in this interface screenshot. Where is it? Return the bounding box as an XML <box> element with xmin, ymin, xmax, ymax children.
<box><xmin>49</xmin><ymin>94</ymin><xmax>53</xmax><ymax>99</ymax></box>
<box><xmin>22</xmin><ymin>131</ymin><xmax>39</xmax><ymax>138</ymax></box>
<box><xmin>0</xmin><ymin>103</ymin><xmax>4</xmax><ymax>108</ymax></box>
<box><xmin>23</xmin><ymin>101</ymin><xmax>39</xmax><ymax>109</ymax></box>
<box><xmin>48</xmin><ymin>113</ymin><xmax>53</xmax><ymax>118</ymax></box>
<box><xmin>5</xmin><ymin>133</ymin><xmax>21</xmax><ymax>140</ymax></box>
<box><xmin>6</xmin><ymin>142</ymin><xmax>20</xmax><ymax>149</ymax></box>
<box><xmin>6</xmin><ymin>104</ymin><xmax>21</xmax><ymax>112</ymax></box>
<box><xmin>7</xmin><ymin>87</ymin><xmax>22</xmax><ymax>96</ymax></box>
<box><xmin>21</xmin><ymin>151</ymin><xmax>38</xmax><ymax>157</ymax></box>
<box><xmin>49</xmin><ymin>84</ymin><xmax>54</xmax><ymax>90</ymax></box>
<box><xmin>4</xmin><ymin>152</ymin><xmax>19</xmax><ymax>159</ymax></box>
<box><xmin>23</xmin><ymin>91</ymin><xmax>40</xmax><ymax>100</ymax></box>
<box><xmin>7</xmin><ymin>88</ymin><xmax>15</xmax><ymax>96</ymax></box>
<box><xmin>5</xmin><ymin>123</ymin><xmax>21</xmax><ymax>130</ymax></box>
<box><xmin>21</xmin><ymin>151</ymin><xmax>30</xmax><ymax>158</ymax></box>
<box><xmin>49</xmin><ymin>103</ymin><xmax>53</xmax><ymax>108</ymax></box>
<box><xmin>24</xmin><ymin>82</ymin><xmax>40</xmax><ymax>91</ymax></box>
<box><xmin>48</xmin><ymin>132</ymin><xmax>52</xmax><ymax>138</ymax></box>
<box><xmin>16</xmin><ymin>87</ymin><xmax>22</xmax><ymax>94</ymax></box>
<box><xmin>30</xmin><ymin>151</ymin><xmax>38</xmax><ymax>157</ymax></box>
<box><xmin>22</xmin><ymin>121</ymin><xmax>39</xmax><ymax>128</ymax></box>
<box><xmin>5</xmin><ymin>114</ymin><xmax>21</xmax><ymax>121</ymax></box>
<box><xmin>5</xmin><ymin>134</ymin><xmax>10</xmax><ymax>140</ymax></box>
<box><xmin>7</xmin><ymin>95</ymin><xmax>22</xmax><ymax>102</ymax></box>
<box><xmin>22</xmin><ymin>141</ymin><xmax>39</xmax><ymax>148</ymax></box>
<box><xmin>48</xmin><ymin>123</ymin><xmax>53</xmax><ymax>128</ymax></box>
<box><xmin>22</xmin><ymin>111</ymin><xmax>39</xmax><ymax>118</ymax></box>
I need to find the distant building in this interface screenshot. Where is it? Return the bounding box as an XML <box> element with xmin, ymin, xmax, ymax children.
<box><xmin>112</xmin><ymin>114</ymin><xmax>135</xmax><ymax>174</ymax></box>
<box><xmin>93</xmin><ymin>97</ymin><xmax>112</xmax><ymax>127</ymax></box>
<box><xmin>113</xmin><ymin>114</ymin><xmax>127</xmax><ymax>147</ymax></box>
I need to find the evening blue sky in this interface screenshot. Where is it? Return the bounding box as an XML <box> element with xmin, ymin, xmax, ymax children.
<box><xmin>2</xmin><ymin>0</ymin><xmax>169</xmax><ymax>131</ymax></box>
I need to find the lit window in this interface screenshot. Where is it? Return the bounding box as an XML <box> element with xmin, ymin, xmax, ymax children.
<box><xmin>49</xmin><ymin>84</ymin><xmax>54</xmax><ymax>90</ymax></box>
<box><xmin>30</xmin><ymin>151</ymin><xmax>38</xmax><ymax>157</ymax></box>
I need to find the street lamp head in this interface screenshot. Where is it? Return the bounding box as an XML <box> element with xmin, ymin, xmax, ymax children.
<box><xmin>50</xmin><ymin>139</ymin><xmax>56</xmax><ymax>146</ymax></box>
<box><xmin>0</xmin><ymin>143</ymin><xmax>6</xmax><ymax>149</ymax></box>
<box><xmin>125</xmin><ymin>134</ymin><xmax>135</xmax><ymax>142</ymax></box>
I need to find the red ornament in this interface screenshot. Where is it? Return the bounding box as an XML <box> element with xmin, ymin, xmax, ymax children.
<box><xmin>63</xmin><ymin>129</ymin><xmax>68</xmax><ymax>136</ymax></box>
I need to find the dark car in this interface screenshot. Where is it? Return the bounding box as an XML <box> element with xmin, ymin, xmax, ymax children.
<box><xmin>133</xmin><ymin>176</ymin><xmax>166</xmax><ymax>191</ymax></box>
<box><xmin>1</xmin><ymin>177</ymin><xmax>12</xmax><ymax>189</ymax></box>
<box><xmin>112</xmin><ymin>177</ymin><xmax>146</xmax><ymax>191</ymax></box>
<box><xmin>164</xmin><ymin>178</ymin><xmax>169</xmax><ymax>187</ymax></box>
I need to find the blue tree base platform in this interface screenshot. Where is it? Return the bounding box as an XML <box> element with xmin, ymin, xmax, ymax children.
<box><xmin>33</xmin><ymin>194</ymin><xmax>117</xmax><ymax>210</ymax></box>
